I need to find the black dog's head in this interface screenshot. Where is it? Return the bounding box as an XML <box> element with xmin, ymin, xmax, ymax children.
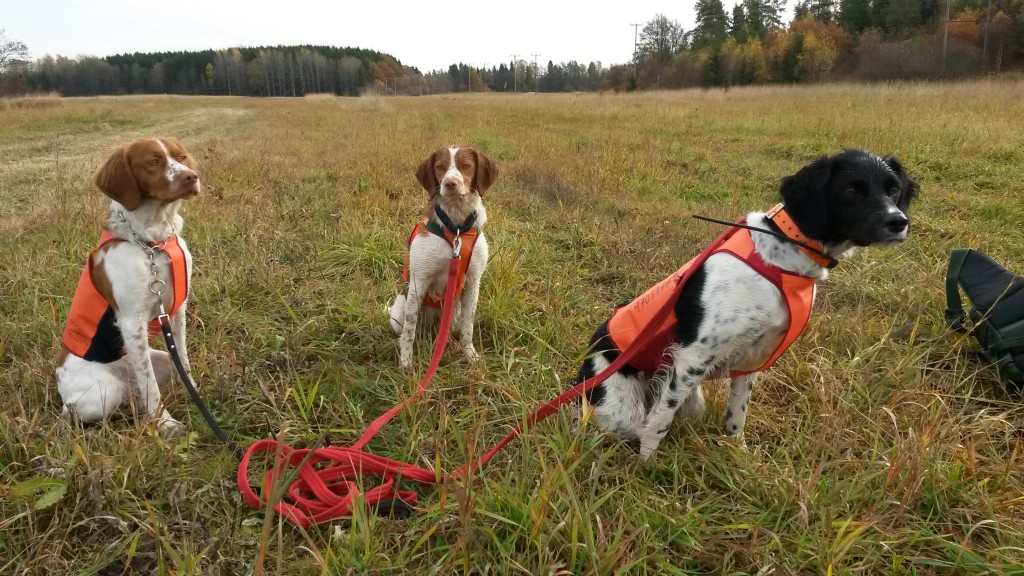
<box><xmin>780</xmin><ymin>149</ymin><xmax>919</xmax><ymax>248</ymax></box>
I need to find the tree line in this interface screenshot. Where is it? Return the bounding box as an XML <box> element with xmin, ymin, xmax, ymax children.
<box><xmin>1</xmin><ymin>42</ymin><xmax>403</xmax><ymax>97</ymax></box>
<box><xmin>0</xmin><ymin>0</ymin><xmax>1020</xmax><ymax>99</ymax></box>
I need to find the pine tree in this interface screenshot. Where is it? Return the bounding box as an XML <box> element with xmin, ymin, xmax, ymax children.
<box><xmin>693</xmin><ymin>0</ymin><xmax>730</xmax><ymax>49</ymax></box>
<box><xmin>743</xmin><ymin>0</ymin><xmax>785</xmax><ymax>39</ymax></box>
<box><xmin>839</xmin><ymin>0</ymin><xmax>872</xmax><ymax>33</ymax></box>
<box><xmin>731</xmin><ymin>4</ymin><xmax>749</xmax><ymax>42</ymax></box>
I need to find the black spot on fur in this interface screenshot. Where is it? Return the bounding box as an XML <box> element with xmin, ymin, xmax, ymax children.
<box><xmin>686</xmin><ymin>366</ymin><xmax>704</xmax><ymax>377</ymax></box>
<box><xmin>700</xmin><ymin>336</ymin><xmax>708</xmax><ymax>344</ymax></box>
<box><xmin>657</xmin><ymin>427</ymin><xmax>669</xmax><ymax>435</ymax></box>
<box><xmin>673</xmin><ymin>264</ymin><xmax>706</xmax><ymax>347</ymax></box>
<box><xmin>731</xmin><ymin>424</ymin><xmax>738</xmax><ymax>433</ymax></box>
<box><xmin>575</xmin><ymin>321</ymin><xmax>639</xmax><ymax>407</ymax></box>
<box><xmin>725</xmin><ymin>409</ymin><xmax>733</xmax><ymax>420</ymax></box>
<box><xmin>741</xmin><ymin>403</ymin><xmax>747</xmax><ymax>412</ymax></box>
<box><xmin>584</xmin><ymin>321</ymin><xmax>640</xmax><ymax>378</ymax></box>
<box><xmin>667</xmin><ymin>399</ymin><xmax>678</xmax><ymax>408</ymax></box>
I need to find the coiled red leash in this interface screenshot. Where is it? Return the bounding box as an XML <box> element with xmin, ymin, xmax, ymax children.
<box><xmin>238</xmin><ymin>225</ymin><xmax>742</xmax><ymax>527</ymax></box>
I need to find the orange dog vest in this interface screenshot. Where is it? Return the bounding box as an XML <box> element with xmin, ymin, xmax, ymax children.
<box><xmin>606</xmin><ymin>206</ymin><xmax>819</xmax><ymax>377</ymax></box>
<box><xmin>403</xmin><ymin>220</ymin><xmax>480</xmax><ymax>309</ymax></box>
<box><xmin>63</xmin><ymin>231</ymin><xmax>189</xmax><ymax>363</ymax></box>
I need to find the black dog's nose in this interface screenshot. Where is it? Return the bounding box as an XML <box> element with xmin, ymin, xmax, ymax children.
<box><xmin>884</xmin><ymin>213</ymin><xmax>908</xmax><ymax>233</ymax></box>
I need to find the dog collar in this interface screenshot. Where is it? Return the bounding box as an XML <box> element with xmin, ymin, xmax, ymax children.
<box><xmin>766</xmin><ymin>204</ymin><xmax>837</xmax><ymax>269</ymax></box>
<box><xmin>432</xmin><ymin>205</ymin><xmax>478</xmax><ymax>236</ymax></box>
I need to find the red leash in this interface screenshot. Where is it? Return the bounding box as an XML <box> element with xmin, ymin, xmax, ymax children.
<box><xmin>238</xmin><ymin>227</ymin><xmax>739</xmax><ymax>527</ymax></box>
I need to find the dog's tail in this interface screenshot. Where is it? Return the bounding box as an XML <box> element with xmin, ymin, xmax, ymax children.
<box><xmin>388</xmin><ymin>294</ymin><xmax>406</xmax><ymax>335</ymax></box>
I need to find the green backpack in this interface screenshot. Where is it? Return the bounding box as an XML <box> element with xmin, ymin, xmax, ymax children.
<box><xmin>945</xmin><ymin>249</ymin><xmax>1024</xmax><ymax>394</ymax></box>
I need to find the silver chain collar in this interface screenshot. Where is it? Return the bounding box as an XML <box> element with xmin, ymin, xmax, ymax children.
<box><xmin>115</xmin><ymin>210</ymin><xmax>176</xmax><ymax>299</ymax></box>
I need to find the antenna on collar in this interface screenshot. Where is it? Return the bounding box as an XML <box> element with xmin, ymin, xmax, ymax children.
<box><xmin>691</xmin><ymin>213</ymin><xmax>838</xmax><ymax>269</ymax></box>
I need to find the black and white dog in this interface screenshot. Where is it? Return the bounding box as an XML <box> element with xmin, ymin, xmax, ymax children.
<box><xmin>575</xmin><ymin>150</ymin><xmax>919</xmax><ymax>459</ymax></box>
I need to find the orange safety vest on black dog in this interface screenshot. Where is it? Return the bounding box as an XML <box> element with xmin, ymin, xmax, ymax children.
<box><xmin>403</xmin><ymin>219</ymin><xmax>479</xmax><ymax>309</ymax></box>
<box><xmin>63</xmin><ymin>230</ymin><xmax>189</xmax><ymax>363</ymax></box>
<box><xmin>606</xmin><ymin>205</ymin><xmax>821</xmax><ymax>377</ymax></box>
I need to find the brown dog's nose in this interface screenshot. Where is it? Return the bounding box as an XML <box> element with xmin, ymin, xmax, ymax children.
<box><xmin>443</xmin><ymin>180</ymin><xmax>458</xmax><ymax>190</ymax></box>
<box><xmin>183</xmin><ymin>170</ymin><xmax>198</xmax><ymax>184</ymax></box>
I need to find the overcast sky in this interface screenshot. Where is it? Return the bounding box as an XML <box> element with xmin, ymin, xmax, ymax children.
<box><xmin>7</xmin><ymin>1</ymin><xmax>700</xmax><ymax>72</ymax></box>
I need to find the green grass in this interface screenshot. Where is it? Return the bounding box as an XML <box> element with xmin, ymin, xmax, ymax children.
<box><xmin>1</xmin><ymin>82</ymin><xmax>1023</xmax><ymax>574</ymax></box>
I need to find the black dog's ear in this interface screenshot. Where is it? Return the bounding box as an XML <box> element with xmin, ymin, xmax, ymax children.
<box><xmin>883</xmin><ymin>155</ymin><xmax>919</xmax><ymax>213</ymax></box>
<box><xmin>779</xmin><ymin>155</ymin><xmax>833</xmax><ymax>241</ymax></box>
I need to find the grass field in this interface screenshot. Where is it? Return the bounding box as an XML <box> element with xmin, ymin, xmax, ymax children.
<box><xmin>2</xmin><ymin>81</ymin><xmax>1023</xmax><ymax>575</ymax></box>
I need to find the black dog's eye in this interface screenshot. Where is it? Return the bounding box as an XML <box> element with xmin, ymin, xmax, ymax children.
<box><xmin>888</xmin><ymin>185</ymin><xmax>901</xmax><ymax>199</ymax></box>
<box><xmin>843</xmin><ymin>187</ymin><xmax>860</xmax><ymax>198</ymax></box>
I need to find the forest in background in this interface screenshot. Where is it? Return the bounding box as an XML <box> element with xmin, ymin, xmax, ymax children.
<box><xmin>0</xmin><ymin>0</ymin><xmax>1021</xmax><ymax>97</ymax></box>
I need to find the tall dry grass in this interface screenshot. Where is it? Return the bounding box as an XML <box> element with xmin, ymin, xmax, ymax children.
<box><xmin>1</xmin><ymin>82</ymin><xmax>1022</xmax><ymax>574</ymax></box>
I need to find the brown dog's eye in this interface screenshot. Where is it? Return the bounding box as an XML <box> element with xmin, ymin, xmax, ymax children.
<box><xmin>179</xmin><ymin>155</ymin><xmax>188</xmax><ymax>162</ymax></box>
<box><xmin>149</xmin><ymin>158</ymin><xmax>160</xmax><ymax>166</ymax></box>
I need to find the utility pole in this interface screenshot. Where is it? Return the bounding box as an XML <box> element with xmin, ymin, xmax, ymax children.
<box><xmin>531</xmin><ymin>53</ymin><xmax>540</xmax><ymax>91</ymax></box>
<box><xmin>630</xmin><ymin>22</ymin><xmax>641</xmax><ymax>76</ymax></box>
<box><xmin>982</xmin><ymin>0</ymin><xmax>992</xmax><ymax>70</ymax></box>
<box><xmin>510</xmin><ymin>53</ymin><xmax>519</xmax><ymax>92</ymax></box>
<box><xmin>942</xmin><ymin>0</ymin><xmax>950</xmax><ymax>72</ymax></box>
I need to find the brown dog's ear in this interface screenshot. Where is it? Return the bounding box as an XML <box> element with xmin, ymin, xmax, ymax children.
<box><xmin>95</xmin><ymin>147</ymin><xmax>141</xmax><ymax>211</ymax></box>
<box><xmin>416</xmin><ymin>150</ymin><xmax>440</xmax><ymax>197</ymax></box>
<box><xmin>472</xmin><ymin>150</ymin><xmax>498</xmax><ymax>196</ymax></box>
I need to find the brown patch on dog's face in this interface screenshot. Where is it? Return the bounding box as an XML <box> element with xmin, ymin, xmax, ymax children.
<box><xmin>415</xmin><ymin>146</ymin><xmax>498</xmax><ymax>198</ymax></box>
<box><xmin>94</xmin><ymin>137</ymin><xmax>200</xmax><ymax>210</ymax></box>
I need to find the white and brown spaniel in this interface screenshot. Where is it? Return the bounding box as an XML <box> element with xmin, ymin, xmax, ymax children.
<box><xmin>56</xmin><ymin>137</ymin><xmax>200</xmax><ymax>438</ymax></box>
<box><xmin>389</xmin><ymin>146</ymin><xmax>498</xmax><ymax>369</ymax></box>
<box><xmin>575</xmin><ymin>150</ymin><xmax>919</xmax><ymax>459</ymax></box>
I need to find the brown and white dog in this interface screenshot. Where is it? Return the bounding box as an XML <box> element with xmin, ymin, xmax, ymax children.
<box><xmin>389</xmin><ymin>146</ymin><xmax>498</xmax><ymax>369</ymax></box>
<box><xmin>56</xmin><ymin>137</ymin><xmax>200</xmax><ymax>438</ymax></box>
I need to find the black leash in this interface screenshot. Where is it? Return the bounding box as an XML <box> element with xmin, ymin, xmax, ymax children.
<box><xmin>691</xmin><ymin>214</ymin><xmax>838</xmax><ymax>269</ymax></box>
<box><xmin>158</xmin><ymin>314</ymin><xmax>244</xmax><ymax>460</ymax></box>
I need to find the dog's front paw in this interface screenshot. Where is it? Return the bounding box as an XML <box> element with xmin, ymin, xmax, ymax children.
<box><xmin>399</xmin><ymin>350</ymin><xmax>414</xmax><ymax>371</ymax></box>
<box><xmin>462</xmin><ymin>343</ymin><xmax>480</xmax><ymax>364</ymax></box>
<box><xmin>718</xmin><ymin>433</ymin><xmax>749</xmax><ymax>452</ymax></box>
<box><xmin>638</xmin><ymin>441</ymin><xmax>661</xmax><ymax>462</ymax></box>
<box><xmin>155</xmin><ymin>412</ymin><xmax>187</xmax><ymax>440</ymax></box>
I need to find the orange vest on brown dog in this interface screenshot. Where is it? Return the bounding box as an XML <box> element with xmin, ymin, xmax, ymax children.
<box><xmin>607</xmin><ymin>206</ymin><xmax>819</xmax><ymax>377</ymax></box>
<box><xmin>403</xmin><ymin>220</ymin><xmax>479</xmax><ymax>309</ymax></box>
<box><xmin>63</xmin><ymin>231</ymin><xmax>189</xmax><ymax>363</ymax></box>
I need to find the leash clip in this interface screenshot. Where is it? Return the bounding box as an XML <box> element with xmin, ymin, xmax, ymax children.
<box><xmin>157</xmin><ymin>301</ymin><xmax>170</xmax><ymax>326</ymax></box>
<box><xmin>452</xmin><ymin>234</ymin><xmax>462</xmax><ymax>258</ymax></box>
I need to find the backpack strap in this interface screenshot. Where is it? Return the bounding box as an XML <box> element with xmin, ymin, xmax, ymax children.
<box><xmin>945</xmin><ymin>248</ymin><xmax>972</xmax><ymax>332</ymax></box>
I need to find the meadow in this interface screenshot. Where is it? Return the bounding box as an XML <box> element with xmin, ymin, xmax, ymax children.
<box><xmin>1</xmin><ymin>81</ymin><xmax>1023</xmax><ymax>575</ymax></box>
